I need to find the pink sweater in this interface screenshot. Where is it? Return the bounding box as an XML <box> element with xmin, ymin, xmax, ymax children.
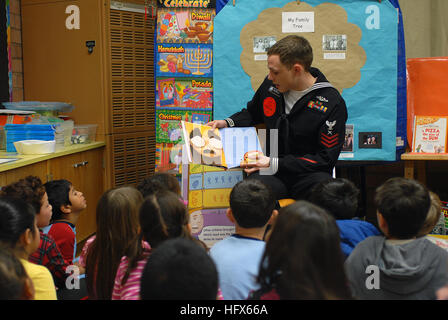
<box><xmin>112</xmin><ymin>242</ymin><xmax>151</xmax><ymax>300</ymax></box>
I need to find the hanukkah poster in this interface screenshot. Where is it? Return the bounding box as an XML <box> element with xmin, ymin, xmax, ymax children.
<box><xmin>156</xmin><ymin>43</ymin><xmax>213</xmax><ymax>78</ymax></box>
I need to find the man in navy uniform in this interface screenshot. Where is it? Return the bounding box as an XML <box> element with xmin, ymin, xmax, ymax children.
<box><xmin>208</xmin><ymin>35</ymin><xmax>347</xmax><ymax>200</ymax></box>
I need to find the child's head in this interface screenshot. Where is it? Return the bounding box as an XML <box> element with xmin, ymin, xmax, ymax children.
<box><xmin>0</xmin><ymin>245</ymin><xmax>34</xmax><ymax>300</ymax></box>
<box><xmin>86</xmin><ymin>186</ymin><xmax>143</xmax><ymax>299</ymax></box>
<box><xmin>229</xmin><ymin>179</ymin><xmax>276</xmax><ymax>228</ymax></box>
<box><xmin>137</xmin><ymin>173</ymin><xmax>181</xmax><ymax>198</ymax></box>
<box><xmin>258</xmin><ymin>200</ymin><xmax>351</xmax><ymax>299</ymax></box>
<box><xmin>139</xmin><ymin>189</ymin><xmax>192</xmax><ymax>249</ymax></box>
<box><xmin>0</xmin><ymin>176</ymin><xmax>52</xmax><ymax>228</ymax></box>
<box><xmin>0</xmin><ymin>197</ymin><xmax>40</xmax><ymax>257</ymax></box>
<box><xmin>44</xmin><ymin>179</ymin><xmax>86</xmax><ymax>222</ymax></box>
<box><xmin>140</xmin><ymin>238</ymin><xmax>218</xmax><ymax>300</ymax></box>
<box><xmin>417</xmin><ymin>191</ymin><xmax>442</xmax><ymax>238</ymax></box>
<box><xmin>375</xmin><ymin>177</ymin><xmax>430</xmax><ymax>239</ymax></box>
<box><xmin>308</xmin><ymin>178</ymin><xmax>360</xmax><ymax>219</ymax></box>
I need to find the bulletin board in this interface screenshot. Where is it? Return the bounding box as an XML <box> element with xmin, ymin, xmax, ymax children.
<box><xmin>213</xmin><ymin>0</ymin><xmax>404</xmax><ymax>161</ymax></box>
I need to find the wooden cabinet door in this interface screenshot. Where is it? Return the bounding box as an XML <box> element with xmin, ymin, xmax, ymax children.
<box><xmin>76</xmin><ymin>148</ymin><xmax>104</xmax><ymax>241</ymax></box>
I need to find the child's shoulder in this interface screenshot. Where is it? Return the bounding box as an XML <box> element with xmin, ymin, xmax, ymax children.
<box><xmin>48</xmin><ymin>221</ymin><xmax>76</xmax><ymax>234</ymax></box>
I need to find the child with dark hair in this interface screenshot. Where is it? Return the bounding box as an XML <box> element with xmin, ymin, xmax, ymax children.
<box><xmin>111</xmin><ymin>189</ymin><xmax>195</xmax><ymax>300</ymax></box>
<box><xmin>0</xmin><ymin>176</ymin><xmax>69</xmax><ymax>289</ymax></box>
<box><xmin>345</xmin><ymin>177</ymin><xmax>448</xmax><ymax>299</ymax></box>
<box><xmin>43</xmin><ymin>179</ymin><xmax>86</xmax><ymax>265</ymax></box>
<box><xmin>78</xmin><ymin>186</ymin><xmax>143</xmax><ymax>300</ymax></box>
<box><xmin>136</xmin><ymin>172</ymin><xmax>181</xmax><ymax>198</ymax></box>
<box><xmin>210</xmin><ymin>179</ymin><xmax>278</xmax><ymax>300</ymax></box>
<box><xmin>0</xmin><ymin>245</ymin><xmax>34</xmax><ymax>300</ymax></box>
<box><xmin>249</xmin><ymin>201</ymin><xmax>352</xmax><ymax>300</ymax></box>
<box><xmin>140</xmin><ymin>238</ymin><xmax>218</xmax><ymax>300</ymax></box>
<box><xmin>308</xmin><ymin>178</ymin><xmax>380</xmax><ymax>258</ymax></box>
<box><xmin>0</xmin><ymin>197</ymin><xmax>57</xmax><ymax>299</ymax></box>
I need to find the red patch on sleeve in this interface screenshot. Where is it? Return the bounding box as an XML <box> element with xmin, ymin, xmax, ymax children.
<box><xmin>263</xmin><ymin>97</ymin><xmax>277</xmax><ymax>117</ymax></box>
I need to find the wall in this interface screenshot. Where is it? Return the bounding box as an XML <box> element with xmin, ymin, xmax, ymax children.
<box><xmin>9</xmin><ymin>0</ymin><xmax>24</xmax><ymax>101</ymax></box>
<box><xmin>400</xmin><ymin>0</ymin><xmax>448</xmax><ymax>58</ymax></box>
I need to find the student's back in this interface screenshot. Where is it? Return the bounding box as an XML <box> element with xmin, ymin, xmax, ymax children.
<box><xmin>209</xmin><ymin>179</ymin><xmax>277</xmax><ymax>300</ymax></box>
<box><xmin>309</xmin><ymin>178</ymin><xmax>380</xmax><ymax>258</ymax></box>
<box><xmin>346</xmin><ymin>235</ymin><xmax>448</xmax><ymax>299</ymax></box>
<box><xmin>345</xmin><ymin>177</ymin><xmax>448</xmax><ymax>300</ymax></box>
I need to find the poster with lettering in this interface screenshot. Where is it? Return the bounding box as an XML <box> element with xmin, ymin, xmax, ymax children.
<box><xmin>157</xmin><ymin>8</ymin><xmax>215</xmax><ymax>44</ymax></box>
<box><xmin>156</xmin><ymin>77</ymin><xmax>213</xmax><ymax>110</ymax></box>
<box><xmin>156</xmin><ymin>43</ymin><xmax>213</xmax><ymax>78</ymax></box>
<box><xmin>157</xmin><ymin>0</ymin><xmax>216</xmax><ymax>9</ymax></box>
<box><xmin>156</xmin><ymin>109</ymin><xmax>212</xmax><ymax>143</ymax></box>
<box><xmin>412</xmin><ymin>116</ymin><xmax>447</xmax><ymax>153</ymax></box>
<box><xmin>182</xmin><ymin>162</ymin><xmax>240</xmax><ymax>248</ymax></box>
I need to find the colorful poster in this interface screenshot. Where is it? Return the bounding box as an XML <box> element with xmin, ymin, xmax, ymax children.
<box><xmin>182</xmin><ymin>163</ymin><xmax>241</xmax><ymax>248</ymax></box>
<box><xmin>157</xmin><ymin>8</ymin><xmax>215</xmax><ymax>44</ymax></box>
<box><xmin>156</xmin><ymin>77</ymin><xmax>213</xmax><ymax>110</ymax></box>
<box><xmin>157</xmin><ymin>0</ymin><xmax>216</xmax><ymax>9</ymax></box>
<box><xmin>156</xmin><ymin>43</ymin><xmax>213</xmax><ymax>78</ymax></box>
<box><xmin>189</xmin><ymin>208</ymin><xmax>235</xmax><ymax>248</ymax></box>
<box><xmin>156</xmin><ymin>109</ymin><xmax>212</xmax><ymax>143</ymax></box>
<box><xmin>155</xmin><ymin>142</ymin><xmax>183</xmax><ymax>172</ymax></box>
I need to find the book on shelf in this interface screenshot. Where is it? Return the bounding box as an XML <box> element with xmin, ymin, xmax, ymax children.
<box><xmin>412</xmin><ymin>115</ymin><xmax>448</xmax><ymax>153</ymax></box>
<box><xmin>181</xmin><ymin>121</ymin><xmax>264</xmax><ymax>169</ymax></box>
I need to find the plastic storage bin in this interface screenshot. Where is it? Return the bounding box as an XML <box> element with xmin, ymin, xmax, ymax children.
<box><xmin>4</xmin><ymin>124</ymin><xmax>55</xmax><ymax>152</ymax></box>
<box><xmin>71</xmin><ymin>124</ymin><xmax>97</xmax><ymax>144</ymax></box>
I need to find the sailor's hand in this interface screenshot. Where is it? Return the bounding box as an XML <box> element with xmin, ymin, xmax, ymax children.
<box><xmin>240</xmin><ymin>154</ymin><xmax>270</xmax><ymax>174</ymax></box>
<box><xmin>206</xmin><ymin>120</ymin><xmax>228</xmax><ymax>129</ymax></box>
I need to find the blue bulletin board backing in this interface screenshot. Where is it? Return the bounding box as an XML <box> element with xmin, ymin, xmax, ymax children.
<box><xmin>213</xmin><ymin>0</ymin><xmax>405</xmax><ymax>161</ymax></box>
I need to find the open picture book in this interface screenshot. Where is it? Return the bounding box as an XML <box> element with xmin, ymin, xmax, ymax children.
<box><xmin>181</xmin><ymin>121</ymin><xmax>264</xmax><ymax>169</ymax></box>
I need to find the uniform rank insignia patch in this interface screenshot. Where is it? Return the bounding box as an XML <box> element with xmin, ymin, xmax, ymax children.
<box><xmin>307</xmin><ymin>100</ymin><xmax>327</xmax><ymax>113</ymax></box>
<box><xmin>321</xmin><ymin>132</ymin><xmax>339</xmax><ymax>148</ymax></box>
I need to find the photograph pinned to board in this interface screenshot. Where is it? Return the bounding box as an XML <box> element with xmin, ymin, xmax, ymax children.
<box><xmin>342</xmin><ymin>124</ymin><xmax>354</xmax><ymax>152</ymax></box>
<box><xmin>359</xmin><ymin>132</ymin><xmax>382</xmax><ymax>149</ymax></box>
<box><xmin>323</xmin><ymin>34</ymin><xmax>347</xmax><ymax>60</ymax></box>
<box><xmin>253</xmin><ymin>36</ymin><xmax>276</xmax><ymax>53</ymax></box>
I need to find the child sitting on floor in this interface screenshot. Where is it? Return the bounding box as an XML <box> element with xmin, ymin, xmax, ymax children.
<box><xmin>308</xmin><ymin>178</ymin><xmax>380</xmax><ymax>258</ymax></box>
<box><xmin>0</xmin><ymin>176</ymin><xmax>69</xmax><ymax>289</ymax></box>
<box><xmin>0</xmin><ymin>197</ymin><xmax>57</xmax><ymax>300</ymax></box>
<box><xmin>43</xmin><ymin>179</ymin><xmax>87</xmax><ymax>266</ymax></box>
<box><xmin>345</xmin><ymin>177</ymin><xmax>448</xmax><ymax>299</ymax></box>
<box><xmin>210</xmin><ymin>179</ymin><xmax>278</xmax><ymax>300</ymax></box>
<box><xmin>248</xmin><ymin>201</ymin><xmax>352</xmax><ymax>300</ymax></box>
<box><xmin>111</xmin><ymin>189</ymin><xmax>195</xmax><ymax>300</ymax></box>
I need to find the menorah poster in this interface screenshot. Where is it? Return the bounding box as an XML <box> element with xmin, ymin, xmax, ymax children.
<box><xmin>213</xmin><ymin>0</ymin><xmax>401</xmax><ymax>161</ymax></box>
<box><xmin>156</xmin><ymin>43</ymin><xmax>213</xmax><ymax>78</ymax></box>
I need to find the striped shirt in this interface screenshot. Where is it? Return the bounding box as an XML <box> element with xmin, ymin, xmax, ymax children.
<box><xmin>111</xmin><ymin>242</ymin><xmax>151</xmax><ymax>300</ymax></box>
